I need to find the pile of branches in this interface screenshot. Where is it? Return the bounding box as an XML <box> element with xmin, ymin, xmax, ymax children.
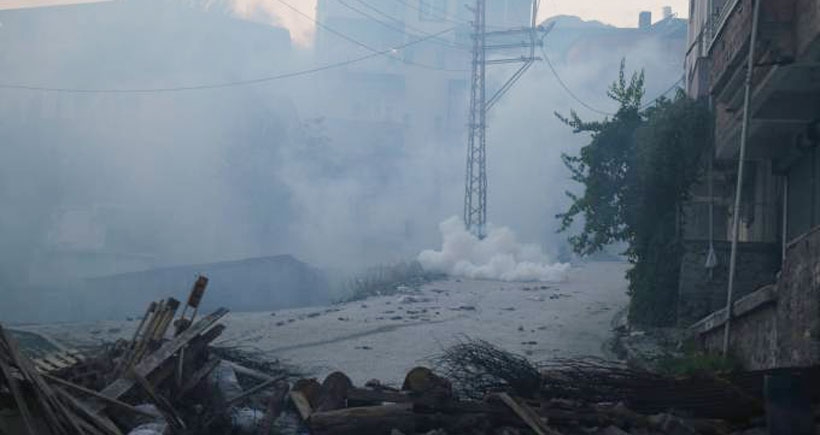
<box><xmin>434</xmin><ymin>338</ymin><xmax>542</xmax><ymax>400</ymax></box>
<box><xmin>340</xmin><ymin>261</ymin><xmax>441</xmax><ymax>303</ymax></box>
<box><xmin>436</xmin><ymin>339</ymin><xmax>771</xmax><ymax>423</ymax></box>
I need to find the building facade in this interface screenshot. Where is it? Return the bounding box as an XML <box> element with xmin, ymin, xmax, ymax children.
<box><xmin>682</xmin><ymin>0</ymin><xmax>820</xmax><ymax>369</ymax></box>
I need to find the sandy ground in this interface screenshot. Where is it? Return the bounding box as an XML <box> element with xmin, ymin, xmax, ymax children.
<box><xmin>18</xmin><ymin>261</ymin><xmax>629</xmax><ymax>386</ymax></box>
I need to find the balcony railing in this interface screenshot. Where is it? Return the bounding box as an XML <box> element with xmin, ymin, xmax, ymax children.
<box><xmin>705</xmin><ymin>0</ymin><xmax>743</xmax><ymax>53</ymax></box>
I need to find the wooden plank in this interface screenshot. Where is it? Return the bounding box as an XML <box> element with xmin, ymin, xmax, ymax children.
<box><xmin>52</xmin><ymin>385</ymin><xmax>122</xmax><ymax>435</ymax></box>
<box><xmin>225</xmin><ymin>361</ymin><xmax>276</xmax><ymax>382</ymax></box>
<box><xmin>43</xmin><ymin>373</ymin><xmax>160</xmax><ymax>419</ymax></box>
<box><xmin>0</xmin><ymin>343</ymin><xmax>37</xmax><ymax>435</ymax></box>
<box><xmin>1</xmin><ymin>325</ymin><xmax>79</xmax><ymax>434</ymax></box>
<box><xmin>90</xmin><ymin>307</ymin><xmax>229</xmax><ymax>414</ymax></box>
<box><xmin>496</xmin><ymin>393</ymin><xmax>562</xmax><ymax>435</ymax></box>
<box><xmin>132</xmin><ymin>371</ymin><xmax>186</xmax><ymax>433</ymax></box>
<box><xmin>225</xmin><ymin>376</ymin><xmax>286</xmax><ymax>407</ymax></box>
<box><xmin>177</xmin><ymin>357</ymin><xmax>221</xmax><ymax>399</ymax></box>
<box><xmin>289</xmin><ymin>391</ymin><xmax>313</xmax><ymax>421</ymax></box>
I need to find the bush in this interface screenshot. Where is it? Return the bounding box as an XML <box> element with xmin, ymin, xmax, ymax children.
<box><xmin>338</xmin><ymin>261</ymin><xmax>440</xmax><ymax>303</ymax></box>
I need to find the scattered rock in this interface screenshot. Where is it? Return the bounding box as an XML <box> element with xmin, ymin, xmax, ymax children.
<box><xmin>269</xmin><ymin>312</ymin><xmax>276</xmax><ymax>316</ymax></box>
<box><xmin>338</xmin><ymin>317</ymin><xmax>349</xmax><ymax>321</ymax></box>
<box><xmin>451</xmin><ymin>305</ymin><xmax>476</xmax><ymax>311</ymax></box>
<box><xmin>390</xmin><ymin>316</ymin><xmax>404</xmax><ymax>321</ymax></box>
<box><xmin>307</xmin><ymin>312</ymin><xmax>322</xmax><ymax>318</ymax></box>
<box><xmin>502</xmin><ymin>307</ymin><xmax>516</xmax><ymax>311</ymax></box>
<box><xmin>517</xmin><ymin>326</ymin><xmax>524</xmax><ymax>332</ymax></box>
<box><xmin>275</xmin><ymin>321</ymin><xmax>285</xmax><ymax>326</ymax></box>
<box><xmin>355</xmin><ymin>345</ymin><xmax>372</xmax><ymax>350</ymax></box>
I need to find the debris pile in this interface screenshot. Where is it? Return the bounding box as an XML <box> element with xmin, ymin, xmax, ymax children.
<box><xmin>0</xmin><ymin>276</ymin><xmax>293</xmax><ymax>435</ymax></box>
<box><xmin>1</xmin><ymin>281</ymin><xmax>817</xmax><ymax>434</ymax></box>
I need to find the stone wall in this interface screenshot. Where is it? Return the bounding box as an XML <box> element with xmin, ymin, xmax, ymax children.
<box><xmin>776</xmin><ymin>227</ymin><xmax>820</xmax><ymax>366</ymax></box>
<box><xmin>696</xmin><ymin>285</ymin><xmax>778</xmax><ymax>370</ymax></box>
<box><xmin>678</xmin><ymin>240</ymin><xmax>780</xmax><ymax>325</ymax></box>
<box><xmin>694</xmin><ymin>226</ymin><xmax>820</xmax><ymax>369</ymax></box>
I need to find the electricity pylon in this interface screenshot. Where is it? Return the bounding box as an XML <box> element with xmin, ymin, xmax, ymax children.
<box><xmin>463</xmin><ymin>0</ymin><xmax>548</xmax><ymax>238</ymax></box>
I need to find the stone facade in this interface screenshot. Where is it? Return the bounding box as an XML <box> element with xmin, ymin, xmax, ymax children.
<box><xmin>695</xmin><ymin>227</ymin><xmax>820</xmax><ymax>369</ymax></box>
<box><xmin>678</xmin><ymin>240</ymin><xmax>780</xmax><ymax>325</ymax></box>
<box><xmin>776</xmin><ymin>227</ymin><xmax>820</xmax><ymax>366</ymax></box>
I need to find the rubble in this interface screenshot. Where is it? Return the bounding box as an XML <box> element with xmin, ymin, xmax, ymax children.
<box><xmin>2</xmin><ymin>280</ymin><xmax>818</xmax><ymax>434</ymax></box>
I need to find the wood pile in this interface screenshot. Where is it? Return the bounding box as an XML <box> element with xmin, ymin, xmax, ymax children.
<box><xmin>281</xmin><ymin>367</ymin><xmax>737</xmax><ymax>435</ymax></box>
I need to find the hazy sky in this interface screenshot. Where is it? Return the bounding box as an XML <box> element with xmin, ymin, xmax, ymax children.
<box><xmin>4</xmin><ymin>0</ymin><xmax>689</xmax><ymax>46</ymax></box>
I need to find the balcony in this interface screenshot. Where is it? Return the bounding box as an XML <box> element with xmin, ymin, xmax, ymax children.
<box><xmin>705</xmin><ymin>0</ymin><xmax>820</xmax><ymax>160</ymax></box>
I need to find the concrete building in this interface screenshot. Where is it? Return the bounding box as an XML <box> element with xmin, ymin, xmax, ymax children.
<box><xmin>679</xmin><ymin>0</ymin><xmax>820</xmax><ymax>369</ymax></box>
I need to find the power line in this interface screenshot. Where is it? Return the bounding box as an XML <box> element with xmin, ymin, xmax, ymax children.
<box><xmin>391</xmin><ymin>0</ymin><xmax>470</xmax><ymax>26</ymax></box>
<box><xmin>276</xmin><ymin>0</ymin><xmax>466</xmax><ymax>72</ymax></box>
<box><xmin>540</xmin><ymin>46</ymin><xmax>614</xmax><ymax>116</ymax></box>
<box><xmin>640</xmin><ymin>76</ymin><xmax>684</xmax><ymax>109</ymax></box>
<box><xmin>0</xmin><ymin>28</ymin><xmax>456</xmax><ymax>94</ymax></box>
<box><xmin>539</xmin><ymin>46</ymin><xmax>686</xmax><ymax>116</ymax></box>
<box><xmin>343</xmin><ymin>0</ymin><xmax>470</xmax><ymax>51</ymax></box>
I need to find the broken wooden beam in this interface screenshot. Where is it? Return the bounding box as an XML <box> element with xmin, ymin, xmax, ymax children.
<box><xmin>495</xmin><ymin>392</ymin><xmax>562</xmax><ymax>435</ymax></box>
<box><xmin>43</xmin><ymin>373</ymin><xmax>160</xmax><ymax>419</ymax></box>
<box><xmin>89</xmin><ymin>307</ymin><xmax>229</xmax><ymax>415</ymax></box>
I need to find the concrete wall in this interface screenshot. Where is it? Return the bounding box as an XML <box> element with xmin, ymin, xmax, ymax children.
<box><xmin>678</xmin><ymin>240</ymin><xmax>780</xmax><ymax>325</ymax></box>
<box><xmin>694</xmin><ymin>226</ymin><xmax>820</xmax><ymax>369</ymax></box>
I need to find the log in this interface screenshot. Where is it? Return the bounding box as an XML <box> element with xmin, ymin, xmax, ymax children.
<box><xmin>317</xmin><ymin>372</ymin><xmax>353</xmax><ymax>412</ymax></box>
<box><xmin>289</xmin><ymin>391</ymin><xmax>313</xmax><ymax>421</ymax></box>
<box><xmin>347</xmin><ymin>388</ymin><xmax>415</xmax><ymax>405</ymax></box>
<box><xmin>292</xmin><ymin>378</ymin><xmax>322</xmax><ymax>409</ymax></box>
<box><xmin>309</xmin><ymin>403</ymin><xmax>417</xmax><ymax>435</ymax></box>
<box><xmin>257</xmin><ymin>381</ymin><xmax>290</xmax><ymax>435</ymax></box>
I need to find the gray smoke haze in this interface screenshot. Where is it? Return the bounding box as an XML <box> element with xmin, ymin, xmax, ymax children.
<box><xmin>0</xmin><ymin>1</ymin><xmax>684</xmax><ymax>322</ymax></box>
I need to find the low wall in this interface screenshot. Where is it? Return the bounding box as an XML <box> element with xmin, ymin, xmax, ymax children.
<box><xmin>693</xmin><ymin>285</ymin><xmax>778</xmax><ymax>370</ymax></box>
<box><xmin>693</xmin><ymin>227</ymin><xmax>820</xmax><ymax>369</ymax></box>
<box><xmin>678</xmin><ymin>240</ymin><xmax>780</xmax><ymax>325</ymax></box>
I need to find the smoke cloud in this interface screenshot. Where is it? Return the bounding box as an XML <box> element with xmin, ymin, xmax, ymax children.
<box><xmin>418</xmin><ymin>217</ymin><xmax>570</xmax><ymax>282</ymax></box>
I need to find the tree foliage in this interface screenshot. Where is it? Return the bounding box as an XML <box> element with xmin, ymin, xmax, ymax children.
<box><xmin>558</xmin><ymin>61</ymin><xmax>712</xmax><ymax>325</ymax></box>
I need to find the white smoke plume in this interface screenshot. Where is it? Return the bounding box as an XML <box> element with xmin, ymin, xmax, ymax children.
<box><xmin>418</xmin><ymin>217</ymin><xmax>571</xmax><ymax>282</ymax></box>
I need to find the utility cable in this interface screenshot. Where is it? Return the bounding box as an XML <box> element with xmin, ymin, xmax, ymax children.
<box><xmin>342</xmin><ymin>0</ymin><xmax>470</xmax><ymax>50</ymax></box>
<box><xmin>0</xmin><ymin>28</ymin><xmax>457</xmax><ymax>94</ymax></box>
<box><xmin>540</xmin><ymin>46</ymin><xmax>685</xmax><ymax>116</ymax></box>
<box><xmin>540</xmin><ymin>45</ymin><xmax>614</xmax><ymax>116</ymax></box>
<box><xmin>275</xmin><ymin>0</ymin><xmax>466</xmax><ymax>72</ymax></box>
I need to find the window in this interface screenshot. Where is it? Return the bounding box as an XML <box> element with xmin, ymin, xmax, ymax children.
<box><xmin>419</xmin><ymin>0</ymin><xmax>447</xmax><ymax>22</ymax></box>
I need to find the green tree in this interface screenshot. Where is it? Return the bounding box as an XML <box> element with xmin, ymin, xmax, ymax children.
<box><xmin>558</xmin><ymin>62</ymin><xmax>711</xmax><ymax>325</ymax></box>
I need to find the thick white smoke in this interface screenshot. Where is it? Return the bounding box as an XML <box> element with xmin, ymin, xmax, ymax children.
<box><xmin>418</xmin><ymin>217</ymin><xmax>570</xmax><ymax>282</ymax></box>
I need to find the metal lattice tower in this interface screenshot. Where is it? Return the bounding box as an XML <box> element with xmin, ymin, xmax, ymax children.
<box><xmin>463</xmin><ymin>0</ymin><xmax>488</xmax><ymax>238</ymax></box>
<box><xmin>463</xmin><ymin>0</ymin><xmax>545</xmax><ymax>239</ymax></box>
